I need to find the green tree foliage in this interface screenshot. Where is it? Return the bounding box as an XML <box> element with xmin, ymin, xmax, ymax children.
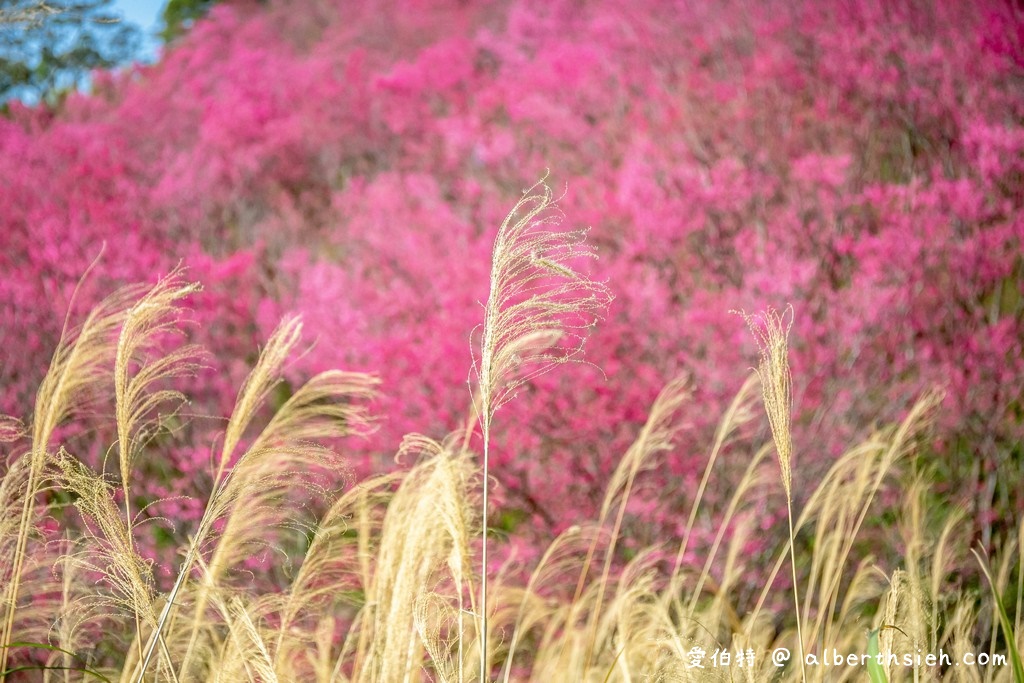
<box><xmin>0</xmin><ymin>0</ymin><xmax>140</xmax><ymax>104</ymax></box>
<box><xmin>159</xmin><ymin>0</ymin><xmax>216</xmax><ymax>42</ymax></box>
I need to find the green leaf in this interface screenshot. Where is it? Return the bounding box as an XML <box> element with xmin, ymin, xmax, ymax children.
<box><xmin>2</xmin><ymin>641</ymin><xmax>74</xmax><ymax>654</ymax></box>
<box><xmin>1</xmin><ymin>665</ymin><xmax>112</xmax><ymax>681</ymax></box>
<box><xmin>973</xmin><ymin>549</ymin><xmax>1024</xmax><ymax>683</ymax></box>
<box><xmin>1</xmin><ymin>641</ymin><xmax>111</xmax><ymax>682</ymax></box>
<box><xmin>866</xmin><ymin>629</ymin><xmax>888</xmax><ymax>683</ymax></box>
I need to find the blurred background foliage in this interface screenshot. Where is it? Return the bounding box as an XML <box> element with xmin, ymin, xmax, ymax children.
<box><xmin>0</xmin><ymin>0</ymin><xmax>1021</xmax><ymax>576</ymax></box>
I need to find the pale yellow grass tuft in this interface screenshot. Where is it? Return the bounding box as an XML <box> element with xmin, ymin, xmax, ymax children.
<box><xmin>154</xmin><ymin>314</ymin><xmax>378</xmax><ymax>681</ymax></box>
<box><xmin>736</xmin><ymin>305</ymin><xmax>806</xmax><ymax>679</ymax></box>
<box><xmin>734</xmin><ymin>306</ymin><xmax>794</xmax><ymax>501</ymax></box>
<box><xmin>1</xmin><ymin>281</ymin><xmax>146</xmax><ymax>674</ymax></box>
<box><xmin>357</xmin><ymin>433</ymin><xmax>476</xmax><ymax>683</ymax></box>
<box><xmin>473</xmin><ymin>176</ymin><xmax>612</xmax><ymax>680</ymax></box>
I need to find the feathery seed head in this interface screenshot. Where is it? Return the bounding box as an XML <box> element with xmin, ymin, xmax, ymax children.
<box><xmin>473</xmin><ymin>177</ymin><xmax>613</xmax><ymax>425</ymax></box>
<box><xmin>735</xmin><ymin>305</ymin><xmax>794</xmax><ymax>500</ymax></box>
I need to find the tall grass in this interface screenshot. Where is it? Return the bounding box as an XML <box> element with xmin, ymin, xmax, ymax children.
<box><xmin>472</xmin><ymin>178</ymin><xmax>612</xmax><ymax>680</ymax></box>
<box><xmin>0</xmin><ymin>183</ymin><xmax>1021</xmax><ymax>682</ymax></box>
<box><xmin>736</xmin><ymin>306</ymin><xmax>806</xmax><ymax>680</ymax></box>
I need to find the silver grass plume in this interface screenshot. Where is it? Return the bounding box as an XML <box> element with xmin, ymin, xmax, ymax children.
<box><xmin>473</xmin><ymin>176</ymin><xmax>612</xmax><ymax>680</ymax></box>
<box><xmin>735</xmin><ymin>306</ymin><xmax>794</xmax><ymax>501</ymax></box>
<box><xmin>146</xmin><ymin>315</ymin><xmax>377</xmax><ymax>681</ymax></box>
<box><xmin>736</xmin><ymin>304</ymin><xmax>806</xmax><ymax>680</ymax></box>
<box><xmin>1</xmin><ymin>279</ymin><xmax>146</xmax><ymax>674</ymax></box>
